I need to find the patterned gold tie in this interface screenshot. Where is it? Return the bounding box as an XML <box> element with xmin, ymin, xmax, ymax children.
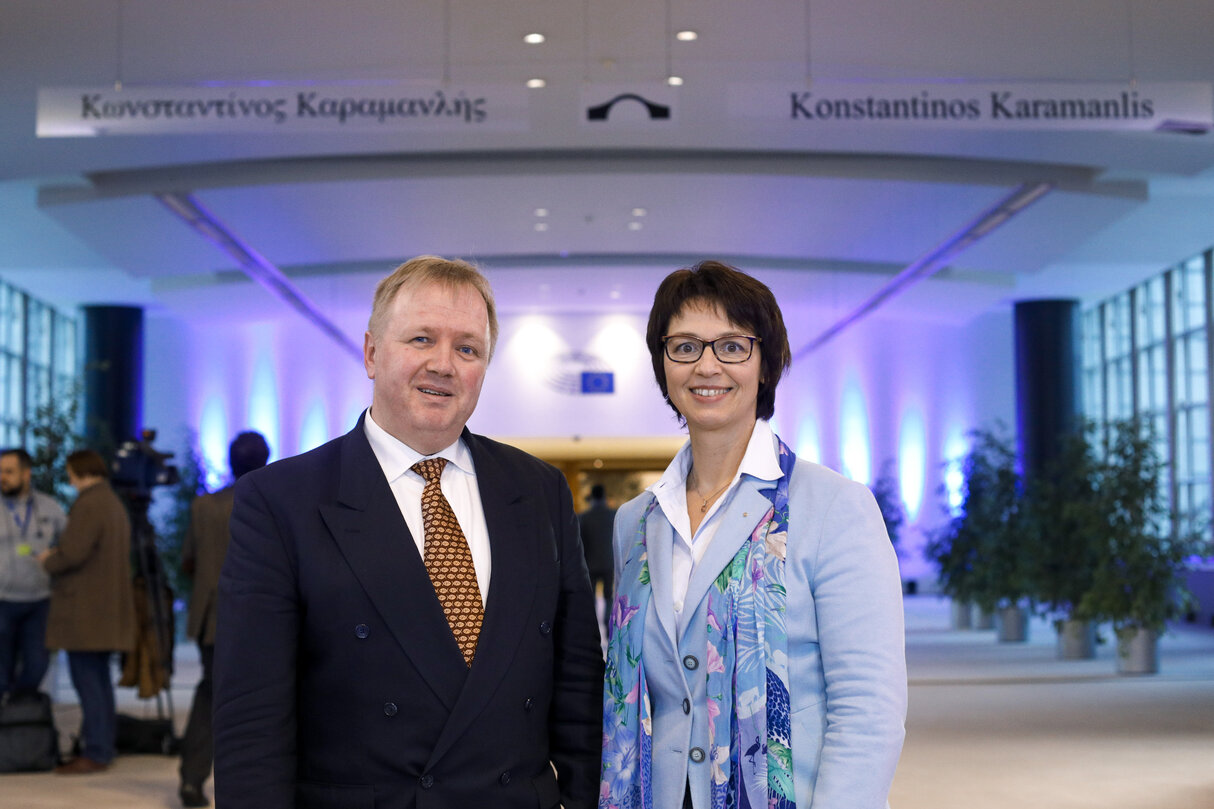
<box><xmin>411</xmin><ymin>458</ymin><xmax>483</xmax><ymax>666</ymax></box>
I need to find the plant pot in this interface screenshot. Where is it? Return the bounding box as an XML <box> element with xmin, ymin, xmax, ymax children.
<box><xmin>995</xmin><ymin>604</ymin><xmax>1029</xmax><ymax>642</ymax></box>
<box><xmin>971</xmin><ymin>605</ymin><xmax>995</xmax><ymax>630</ymax></box>
<box><xmin>950</xmin><ymin>600</ymin><xmax>973</xmax><ymax>630</ymax></box>
<box><xmin>1116</xmin><ymin>627</ymin><xmax>1158</xmax><ymax>675</ymax></box>
<box><xmin>1056</xmin><ymin>619</ymin><xmax>1097</xmax><ymax>659</ymax></box>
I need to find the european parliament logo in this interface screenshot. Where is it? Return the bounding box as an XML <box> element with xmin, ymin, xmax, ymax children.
<box><xmin>580</xmin><ymin>372</ymin><xmax>614</xmax><ymax>394</ymax></box>
<box><xmin>545</xmin><ymin>352</ymin><xmax>615</xmax><ymax>395</ymax></box>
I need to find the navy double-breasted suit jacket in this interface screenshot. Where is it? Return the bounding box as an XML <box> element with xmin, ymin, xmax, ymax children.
<box><xmin>213</xmin><ymin>417</ymin><xmax>604</xmax><ymax>809</ymax></box>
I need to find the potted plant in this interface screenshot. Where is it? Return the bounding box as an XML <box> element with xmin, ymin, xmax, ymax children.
<box><xmin>26</xmin><ymin>382</ymin><xmax>87</xmax><ymax>506</ymax></box>
<box><xmin>926</xmin><ymin>426</ymin><xmax>1030</xmax><ymax>638</ymax></box>
<box><xmin>1078</xmin><ymin>419</ymin><xmax>1199</xmax><ymax>674</ymax></box>
<box><xmin>870</xmin><ymin>462</ymin><xmax>905</xmax><ymax>552</ymax></box>
<box><xmin>152</xmin><ymin>429</ymin><xmax>207</xmax><ymax>626</ymax></box>
<box><xmin>1021</xmin><ymin>425</ymin><xmax>1105</xmax><ymax>658</ymax></box>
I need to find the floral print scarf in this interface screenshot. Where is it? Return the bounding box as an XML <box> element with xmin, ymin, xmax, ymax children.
<box><xmin>601</xmin><ymin>438</ymin><xmax>797</xmax><ymax>809</ymax></box>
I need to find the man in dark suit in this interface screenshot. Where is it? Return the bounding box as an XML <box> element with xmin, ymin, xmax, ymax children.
<box><xmin>576</xmin><ymin>484</ymin><xmax>615</xmax><ymax>633</ymax></box>
<box><xmin>177</xmin><ymin>431</ymin><xmax>269</xmax><ymax>807</ymax></box>
<box><xmin>214</xmin><ymin>256</ymin><xmax>604</xmax><ymax>809</ymax></box>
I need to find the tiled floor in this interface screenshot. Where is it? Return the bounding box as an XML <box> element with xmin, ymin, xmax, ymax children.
<box><xmin>4</xmin><ymin>596</ymin><xmax>1213</xmax><ymax>809</ymax></box>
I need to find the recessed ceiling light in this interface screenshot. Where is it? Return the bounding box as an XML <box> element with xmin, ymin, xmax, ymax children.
<box><xmin>534</xmin><ymin>208</ymin><xmax>548</xmax><ymax>217</ymax></box>
<box><xmin>631</xmin><ymin>207</ymin><xmax>648</xmax><ymax>217</ymax></box>
<box><xmin>628</xmin><ymin>221</ymin><xmax>643</xmax><ymax>231</ymax></box>
<box><xmin>526</xmin><ymin>78</ymin><xmax>546</xmax><ymax>89</ymax></box>
<box><xmin>676</xmin><ymin>30</ymin><xmax>698</xmax><ymax>41</ymax></box>
<box><xmin>667</xmin><ymin>76</ymin><xmax>684</xmax><ymax>86</ymax></box>
<box><xmin>534</xmin><ymin>222</ymin><xmax>549</xmax><ymax>231</ymax></box>
<box><xmin>524</xmin><ymin>32</ymin><xmax>545</xmax><ymax>44</ymax></box>
<box><xmin>609</xmin><ymin>289</ymin><xmax>622</xmax><ymax>300</ymax></box>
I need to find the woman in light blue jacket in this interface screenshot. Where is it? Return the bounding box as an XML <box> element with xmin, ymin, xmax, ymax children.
<box><xmin>600</xmin><ymin>261</ymin><xmax>906</xmax><ymax>809</ymax></box>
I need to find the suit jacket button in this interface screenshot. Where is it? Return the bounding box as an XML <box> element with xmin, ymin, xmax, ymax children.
<box><xmin>355</xmin><ymin>624</ymin><xmax>370</xmax><ymax>639</ymax></box>
<box><xmin>499</xmin><ymin>771</ymin><xmax>511</xmax><ymax>786</ymax></box>
<box><xmin>524</xmin><ymin>697</ymin><xmax>534</xmax><ymax>711</ymax></box>
<box><xmin>682</xmin><ymin>698</ymin><xmax>691</xmax><ymax>715</ymax></box>
<box><xmin>383</xmin><ymin>702</ymin><xmax>398</xmax><ymax>716</ymax></box>
<box><xmin>539</xmin><ymin>621</ymin><xmax>552</xmax><ymax>635</ymax></box>
<box><xmin>419</xmin><ymin>774</ymin><xmax>434</xmax><ymax>789</ymax></box>
<box><xmin>689</xmin><ymin>747</ymin><xmax>705</xmax><ymax>763</ymax></box>
<box><xmin>682</xmin><ymin>655</ymin><xmax>699</xmax><ymax>671</ymax></box>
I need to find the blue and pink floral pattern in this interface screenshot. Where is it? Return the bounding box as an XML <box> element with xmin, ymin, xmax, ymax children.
<box><xmin>601</xmin><ymin>439</ymin><xmax>797</xmax><ymax>809</ymax></box>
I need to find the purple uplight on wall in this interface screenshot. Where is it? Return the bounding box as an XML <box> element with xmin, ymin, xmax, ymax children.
<box><xmin>898</xmin><ymin>408</ymin><xmax>926</xmax><ymax>522</ymax></box>
<box><xmin>199</xmin><ymin>395</ymin><xmax>228</xmax><ymax>490</ymax></box>
<box><xmin>943</xmin><ymin>429</ymin><xmax>969</xmax><ymax>515</ymax></box>
<box><xmin>299</xmin><ymin>398</ymin><xmax>329</xmax><ymax>453</ymax></box>
<box><xmin>840</xmin><ymin>375</ymin><xmax>871</xmax><ymax>485</ymax></box>
<box><xmin>247</xmin><ymin>333</ymin><xmax>281</xmax><ymax>459</ymax></box>
<box><xmin>796</xmin><ymin>413</ymin><xmax>821</xmax><ymax>464</ymax></box>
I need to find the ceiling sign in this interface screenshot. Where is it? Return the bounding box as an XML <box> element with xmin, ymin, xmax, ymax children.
<box><xmin>579</xmin><ymin>85</ymin><xmax>679</xmax><ymax>126</ymax></box>
<box><xmin>728</xmin><ymin>82</ymin><xmax>1213</xmax><ymax>132</ymax></box>
<box><xmin>36</xmin><ymin>83</ymin><xmax>529</xmax><ymax>136</ymax></box>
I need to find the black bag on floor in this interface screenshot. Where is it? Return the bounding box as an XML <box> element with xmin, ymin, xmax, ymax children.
<box><xmin>116</xmin><ymin>713</ymin><xmax>178</xmax><ymax>755</ymax></box>
<box><xmin>0</xmin><ymin>690</ymin><xmax>59</xmax><ymax>772</ymax></box>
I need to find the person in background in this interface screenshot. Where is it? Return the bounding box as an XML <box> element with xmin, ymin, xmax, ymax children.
<box><xmin>600</xmin><ymin>260</ymin><xmax>907</xmax><ymax>809</ymax></box>
<box><xmin>38</xmin><ymin>449</ymin><xmax>136</xmax><ymax>775</ymax></box>
<box><xmin>0</xmin><ymin>448</ymin><xmax>67</xmax><ymax>696</ymax></box>
<box><xmin>177</xmin><ymin>431</ymin><xmax>269</xmax><ymax>808</ymax></box>
<box><xmin>214</xmin><ymin>255</ymin><xmax>603</xmax><ymax>809</ymax></box>
<box><xmin>576</xmin><ymin>483</ymin><xmax>616</xmax><ymax>634</ymax></box>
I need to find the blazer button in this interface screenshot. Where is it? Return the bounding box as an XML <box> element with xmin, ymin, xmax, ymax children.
<box><xmin>524</xmin><ymin>697</ymin><xmax>534</xmax><ymax>711</ymax></box>
<box><xmin>383</xmin><ymin>702</ymin><xmax>398</xmax><ymax>717</ymax></box>
<box><xmin>682</xmin><ymin>698</ymin><xmax>691</xmax><ymax>715</ymax></box>
<box><xmin>689</xmin><ymin>747</ymin><xmax>706</xmax><ymax>763</ymax></box>
<box><xmin>355</xmin><ymin>624</ymin><xmax>370</xmax><ymax>639</ymax></box>
<box><xmin>499</xmin><ymin>770</ymin><xmax>512</xmax><ymax>786</ymax></box>
<box><xmin>539</xmin><ymin>621</ymin><xmax>552</xmax><ymax>635</ymax></box>
<box><xmin>682</xmin><ymin>655</ymin><xmax>699</xmax><ymax>671</ymax></box>
<box><xmin>419</xmin><ymin>774</ymin><xmax>434</xmax><ymax>789</ymax></box>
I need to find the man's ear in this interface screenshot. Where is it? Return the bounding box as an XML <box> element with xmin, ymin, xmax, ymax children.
<box><xmin>363</xmin><ymin>331</ymin><xmax>376</xmax><ymax>380</ymax></box>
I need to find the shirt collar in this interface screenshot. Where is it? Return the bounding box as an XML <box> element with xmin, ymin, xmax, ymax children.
<box><xmin>648</xmin><ymin>419</ymin><xmax>783</xmax><ymax>495</ymax></box>
<box><xmin>363</xmin><ymin>408</ymin><xmax>472</xmax><ymax>482</ymax></box>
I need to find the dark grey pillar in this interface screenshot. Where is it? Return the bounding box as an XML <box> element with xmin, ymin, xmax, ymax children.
<box><xmin>82</xmin><ymin>305</ymin><xmax>143</xmax><ymax>450</ymax></box>
<box><xmin>1014</xmin><ymin>299</ymin><xmax>1081</xmax><ymax>478</ymax></box>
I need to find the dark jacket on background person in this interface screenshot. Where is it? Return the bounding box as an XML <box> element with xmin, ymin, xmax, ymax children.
<box><xmin>576</xmin><ymin>497</ymin><xmax>615</xmax><ymax>590</ymax></box>
<box><xmin>43</xmin><ymin>481</ymin><xmax>135</xmax><ymax>652</ymax></box>
<box><xmin>183</xmin><ymin>485</ymin><xmax>235</xmax><ymax>646</ymax></box>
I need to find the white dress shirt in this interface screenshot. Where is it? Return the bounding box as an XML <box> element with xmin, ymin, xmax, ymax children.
<box><xmin>363</xmin><ymin>409</ymin><xmax>492</xmax><ymax>604</ymax></box>
<box><xmin>648</xmin><ymin>419</ymin><xmax>782</xmax><ymax>626</ymax></box>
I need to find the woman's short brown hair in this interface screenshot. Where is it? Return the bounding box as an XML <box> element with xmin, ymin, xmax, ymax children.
<box><xmin>646</xmin><ymin>260</ymin><xmax>791</xmax><ymax>423</ymax></box>
<box><xmin>66</xmin><ymin>449</ymin><xmax>109</xmax><ymax>480</ymax></box>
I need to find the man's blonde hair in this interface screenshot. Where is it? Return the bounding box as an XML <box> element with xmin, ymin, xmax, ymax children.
<box><xmin>367</xmin><ymin>256</ymin><xmax>499</xmax><ymax>360</ymax></box>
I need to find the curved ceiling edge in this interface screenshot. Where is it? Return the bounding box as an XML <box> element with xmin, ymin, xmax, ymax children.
<box><xmin>35</xmin><ymin>148</ymin><xmax>1130</xmax><ymax>206</ymax></box>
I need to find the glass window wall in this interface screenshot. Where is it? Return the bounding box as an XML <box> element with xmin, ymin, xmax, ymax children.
<box><xmin>0</xmin><ymin>278</ymin><xmax>78</xmax><ymax>449</ymax></box>
<box><xmin>1083</xmin><ymin>248</ymin><xmax>1213</xmax><ymax>551</ymax></box>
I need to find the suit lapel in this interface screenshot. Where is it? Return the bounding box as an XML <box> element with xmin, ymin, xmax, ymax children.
<box><xmin>643</xmin><ymin>505</ymin><xmax>680</xmax><ymax>653</ymax></box>
<box><xmin>677</xmin><ymin>480</ymin><xmax>773</xmax><ymax>639</ymax></box>
<box><xmin>427</xmin><ymin>430</ymin><xmax>537</xmax><ymax>765</ymax></box>
<box><xmin>318</xmin><ymin>420</ymin><xmax>467</xmax><ymax>711</ymax></box>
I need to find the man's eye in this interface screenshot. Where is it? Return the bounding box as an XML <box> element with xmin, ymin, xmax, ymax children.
<box><xmin>411</xmin><ymin>336</ymin><xmax>432</xmax><ymax>345</ymax></box>
<box><xmin>457</xmin><ymin>346</ymin><xmax>479</xmax><ymax>357</ymax></box>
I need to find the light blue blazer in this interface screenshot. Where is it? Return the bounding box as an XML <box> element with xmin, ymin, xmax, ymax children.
<box><xmin>612</xmin><ymin>452</ymin><xmax>907</xmax><ymax>809</ymax></box>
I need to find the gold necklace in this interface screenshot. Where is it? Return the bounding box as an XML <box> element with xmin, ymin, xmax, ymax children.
<box><xmin>690</xmin><ymin>478</ymin><xmax>732</xmax><ymax>513</ymax></box>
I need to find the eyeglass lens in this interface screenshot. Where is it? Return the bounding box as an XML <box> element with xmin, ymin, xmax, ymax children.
<box><xmin>665</xmin><ymin>336</ymin><xmax>754</xmax><ymax>363</ymax></box>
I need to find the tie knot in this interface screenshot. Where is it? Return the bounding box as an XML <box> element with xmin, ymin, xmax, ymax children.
<box><xmin>411</xmin><ymin>458</ymin><xmax>447</xmax><ymax>483</ymax></box>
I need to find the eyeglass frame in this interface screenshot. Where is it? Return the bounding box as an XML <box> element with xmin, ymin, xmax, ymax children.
<box><xmin>660</xmin><ymin>334</ymin><xmax>761</xmax><ymax>364</ymax></box>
